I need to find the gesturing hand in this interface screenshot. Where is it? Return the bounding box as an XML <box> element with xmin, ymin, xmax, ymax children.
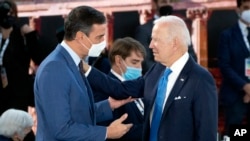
<box><xmin>107</xmin><ymin>113</ymin><xmax>133</xmax><ymax>139</ymax></box>
<box><xmin>108</xmin><ymin>96</ymin><xmax>134</xmax><ymax>110</ymax></box>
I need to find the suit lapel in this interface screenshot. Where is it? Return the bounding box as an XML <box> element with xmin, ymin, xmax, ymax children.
<box><xmin>234</xmin><ymin>24</ymin><xmax>250</xmax><ymax>55</ymax></box>
<box><xmin>57</xmin><ymin>45</ymin><xmax>96</xmax><ymax>122</ymax></box>
<box><xmin>146</xmin><ymin>64</ymin><xmax>166</xmax><ymax>109</ymax></box>
<box><xmin>56</xmin><ymin>45</ymin><xmax>85</xmax><ymax>87</ymax></box>
<box><xmin>161</xmin><ymin>57</ymin><xmax>193</xmax><ymax>119</ymax></box>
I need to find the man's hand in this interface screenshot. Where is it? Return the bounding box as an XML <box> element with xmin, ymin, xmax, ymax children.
<box><xmin>82</xmin><ymin>61</ymin><xmax>90</xmax><ymax>73</ymax></box>
<box><xmin>21</xmin><ymin>24</ymin><xmax>34</xmax><ymax>34</ymax></box>
<box><xmin>107</xmin><ymin>113</ymin><xmax>133</xmax><ymax>139</ymax></box>
<box><xmin>108</xmin><ymin>96</ymin><xmax>134</xmax><ymax>110</ymax></box>
<box><xmin>243</xmin><ymin>94</ymin><xmax>250</xmax><ymax>103</ymax></box>
<box><xmin>243</xmin><ymin>83</ymin><xmax>250</xmax><ymax>94</ymax></box>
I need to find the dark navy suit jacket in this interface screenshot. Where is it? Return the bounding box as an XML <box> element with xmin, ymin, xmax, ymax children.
<box><xmin>0</xmin><ymin>135</ymin><xmax>11</xmax><ymax>141</ymax></box>
<box><xmin>34</xmin><ymin>44</ymin><xmax>113</xmax><ymax>141</ymax></box>
<box><xmin>92</xmin><ymin>72</ymin><xmax>143</xmax><ymax>141</ymax></box>
<box><xmin>87</xmin><ymin>56</ymin><xmax>218</xmax><ymax>141</ymax></box>
<box><xmin>218</xmin><ymin>23</ymin><xmax>250</xmax><ymax>106</ymax></box>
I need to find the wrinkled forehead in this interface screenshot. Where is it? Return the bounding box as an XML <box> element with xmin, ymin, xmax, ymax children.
<box><xmin>152</xmin><ymin>22</ymin><xmax>169</xmax><ymax>35</ymax></box>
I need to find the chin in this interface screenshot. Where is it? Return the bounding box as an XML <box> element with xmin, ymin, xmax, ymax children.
<box><xmin>154</xmin><ymin>57</ymin><xmax>159</xmax><ymax>62</ymax></box>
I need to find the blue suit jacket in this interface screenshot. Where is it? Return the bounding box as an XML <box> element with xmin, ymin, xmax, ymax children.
<box><xmin>87</xmin><ymin>56</ymin><xmax>218</xmax><ymax>141</ymax></box>
<box><xmin>218</xmin><ymin>23</ymin><xmax>250</xmax><ymax>106</ymax></box>
<box><xmin>34</xmin><ymin>44</ymin><xmax>113</xmax><ymax>141</ymax></box>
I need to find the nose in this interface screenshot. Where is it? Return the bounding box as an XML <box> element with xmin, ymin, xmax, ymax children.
<box><xmin>149</xmin><ymin>40</ymin><xmax>153</xmax><ymax>49</ymax></box>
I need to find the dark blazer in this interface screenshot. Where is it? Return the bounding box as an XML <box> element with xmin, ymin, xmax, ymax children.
<box><xmin>218</xmin><ymin>23</ymin><xmax>250</xmax><ymax>106</ymax></box>
<box><xmin>93</xmin><ymin>72</ymin><xmax>143</xmax><ymax>141</ymax></box>
<box><xmin>34</xmin><ymin>44</ymin><xmax>113</xmax><ymax>141</ymax></box>
<box><xmin>0</xmin><ymin>135</ymin><xmax>11</xmax><ymax>141</ymax></box>
<box><xmin>87</xmin><ymin>56</ymin><xmax>218</xmax><ymax>141</ymax></box>
<box><xmin>0</xmin><ymin>24</ymin><xmax>39</xmax><ymax>114</ymax></box>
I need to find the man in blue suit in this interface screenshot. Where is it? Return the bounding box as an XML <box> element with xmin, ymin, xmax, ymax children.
<box><xmin>93</xmin><ymin>37</ymin><xmax>146</xmax><ymax>141</ymax></box>
<box><xmin>34</xmin><ymin>6</ymin><xmax>133</xmax><ymax>141</ymax></box>
<box><xmin>82</xmin><ymin>16</ymin><xmax>218</xmax><ymax>141</ymax></box>
<box><xmin>218</xmin><ymin>0</ymin><xmax>250</xmax><ymax>138</ymax></box>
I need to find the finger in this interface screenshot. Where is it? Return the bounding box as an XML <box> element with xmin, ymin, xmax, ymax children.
<box><xmin>122</xmin><ymin>123</ymin><xmax>133</xmax><ymax>135</ymax></box>
<box><xmin>126</xmin><ymin>96</ymin><xmax>134</xmax><ymax>102</ymax></box>
<box><xmin>125</xmin><ymin>123</ymin><xmax>133</xmax><ymax>130</ymax></box>
<box><xmin>117</xmin><ymin>113</ymin><xmax>128</xmax><ymax>123</ymax></box>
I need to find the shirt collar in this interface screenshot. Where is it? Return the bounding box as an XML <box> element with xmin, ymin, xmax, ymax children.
<box><xmin>111</xmin><ymin>69</ymin><xmax>125</xmax><ymax>81</ymax></box>
<box><xmin>238</xmin><ymin>20</ymin><xmax>248</xmax><ymax>36</ymax></box>
<box><xmin>169</xmin><ymin>52</ymin><xmax>189</xmax><ymax>75</ymax></box>
<box><xmin>61</xmin><ymin>41</ymin><xmax>81</xmax><ymax>66</ymax></box>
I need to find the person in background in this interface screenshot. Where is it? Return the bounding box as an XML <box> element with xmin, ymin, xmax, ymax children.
<box><xmin>135</xmin><ymin>0</ymin><xmax>197</xmax><ymax>74</ymax></box>
<box><xmin>217</xmin><ymin>0</ymin><xmax>250</xmax><ymax>139</ymax></box>
<box><xmin>0</xmin><ymin>0</ymin><xmax>39</xmax><ymax>115</ymax></box>
<box><xmin>0</xmin><ymin>109</ymin><xmax>33</xmax><ymax>141</ymax></box>
<box><xmin>34</xmin><ymin>5</ymin><xmax>133</xmax><ymax>141</ymax></box>
<box><xmin>93</xmin><ymin>37</ymin><xmax>146</xmax><ymax>141</ymax></box>
<box><xmin>83</xmin><ymin>15</ymin><xmax>218</xmax><ymax>141</ymax></box>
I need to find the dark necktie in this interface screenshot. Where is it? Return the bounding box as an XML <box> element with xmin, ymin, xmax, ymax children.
<box><xmin>247</xmin><ymin>27</ymin><xmax>250</xmax><ymax>44</ymax></box>
<box><xmin>149</xmin><ymin>68</ymin><xmax>172</xmax><ymax>141</ymax></box>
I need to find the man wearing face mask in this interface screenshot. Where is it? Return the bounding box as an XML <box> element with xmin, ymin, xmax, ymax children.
<box><xmin>92</xmin><ymin>37</ymin><xmax>146</xmax><ymax>141</ymax></box>
<box><xmin>218</xmin><ymin>0</ymin><xmax>250</xmax><ymax>139</ymax></box>
<box><xmin>34</xmin><ymin>6</ymin><xmax>134</xmax><ymax>141</ymax></box>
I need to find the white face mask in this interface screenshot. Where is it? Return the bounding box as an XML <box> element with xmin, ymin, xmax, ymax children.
<box><xmin>78</xmin><ymin>36</ymin><xmax>106</xmax><ymax>57</ymax></box>
<box><xmin>88</xmin><ymin>40</ymin><xmax>106</xmax><ymax>57</ymax></box>
<box><xmin>241</xmin><ymin>10</ymin><xmax>250</xmax><ymax>23</ymax></box>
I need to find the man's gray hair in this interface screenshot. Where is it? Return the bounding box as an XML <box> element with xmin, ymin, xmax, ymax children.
<box><xmin>154</xmin><ymin>15</ymin><xmax>191</xmax><ymax>47</ymax></box>
<box><xmin>0</xmin><ymin>109</ymin><xmax>33</xmax><ymax>138</ymax></box>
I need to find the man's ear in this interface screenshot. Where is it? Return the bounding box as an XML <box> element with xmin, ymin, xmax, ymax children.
<box><xmin>114</xmin><ymin>55</ymin><xmax>122</xmax><ymax>67</ymax></box>
<box><xmin>11</xmin><ymin>132</ymin><xmax>21</xmax><ymax>141</ymax></box>
<box><xmin>75</xmin><ymin>31</ymin><xmax>84</xmax><ymax>40</ymax></box>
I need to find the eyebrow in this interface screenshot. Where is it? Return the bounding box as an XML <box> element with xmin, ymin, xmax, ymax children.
<box><xmin>96</xmin><ymin>34</ymin><xmax>105</xmax><ymax>39</ymax></box>
<box><xmin>131</xmin><ymin>59</ymin><xmax>141</xmax><ymax>62</ymax></box>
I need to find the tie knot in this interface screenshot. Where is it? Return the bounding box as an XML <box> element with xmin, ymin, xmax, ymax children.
<box><xmin>164</xmin><ymin>68</ymin><xmax>172</xmax><ymax>77</ymax></box>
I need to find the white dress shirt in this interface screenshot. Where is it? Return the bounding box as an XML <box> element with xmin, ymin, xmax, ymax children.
<box><xmin>150</xmin><ymin>52</ymin><xmax>189</xmax><ymax>124</ymax></box>
<box><xmin>238</xmin><ymin>20</ymin><xmax>250</xmax><ymax>50</ymax></box>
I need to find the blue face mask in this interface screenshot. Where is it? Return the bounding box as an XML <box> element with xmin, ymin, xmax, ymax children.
<box><xmin>123</xmin><ymin>66</ymin><xmax>142</xmax><ymax>80</ymax></box>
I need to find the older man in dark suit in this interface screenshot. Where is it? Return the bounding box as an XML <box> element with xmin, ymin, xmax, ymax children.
<box><xmin>82</xmin><ymin>15</ymin><xmax>218</xmax><ymax>141</ymax></box>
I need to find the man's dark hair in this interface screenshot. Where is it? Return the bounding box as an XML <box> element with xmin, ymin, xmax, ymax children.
<box><xmin>237</xmin><ymin>0</ymin><xmax>250</xmax><ymax>8</ymax></box>
<box><xmin>64</xmin><ymin>6</ymin><xmax>106</xmax><ymax>41</ymax></box>
<box><xmin>159</xmin><ymin>5</ymin><xmax>173</xmax><ymax>16</ymax></box>
<box><xmin>0</xmin><ymin>0</ymin><xmax>17</xmax><ymax>19</ymax></box>
<box><xmin>109</xmin><ymin>37</ymin><xmax>146</xmax><ymax>65</ymax></box>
